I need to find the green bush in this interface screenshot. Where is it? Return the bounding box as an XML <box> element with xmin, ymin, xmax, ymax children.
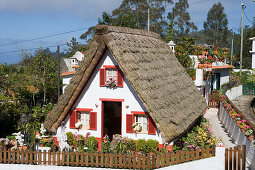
<box><xmin>147</xmin><ymin>139</ymin><xmax>158</xmax><ymax>153</ymax></box>
<box><xmin>136</xmin><ymin>139</ymin><xmax>147</xmax><ymax>154</ymax></box>
<box><xmin>85</xmin><ymin>136</ymin><xmax>98</xmax><ymax>152</ymax></box>
<box><xmin>126</xmin><ymin>139</ymin><xmax>136</xmax><ymax>152</ymax></box>
<box><xmin>66</xmin><ymin>132</ymin><xmax>77</xmax><ymax>147</ymax></box>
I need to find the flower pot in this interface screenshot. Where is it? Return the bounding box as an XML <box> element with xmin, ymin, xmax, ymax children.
<box><xmin>248</xmin><ymin>135</ymin><xmax>254</xmax><ymax>141</ymax></box>
<box><xmin>204</xmin><ymin>63</ymin><xmax>208</xmax><ymax>68</ymax></box>
<box><xmin>208</xmin><ymin>63</ymin><xmax>212</xmax><ymax>68</ymax></box>
<box><xmin>198</xmin><ymin>63</ymin><xmax>203</xmax><ymax>69</ymax></box>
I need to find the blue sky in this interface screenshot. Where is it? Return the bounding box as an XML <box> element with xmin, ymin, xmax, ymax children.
<box><xmin>0</xmin><ymin>0</ymin><xmax>254</xmax><ymax>64</ymax></box>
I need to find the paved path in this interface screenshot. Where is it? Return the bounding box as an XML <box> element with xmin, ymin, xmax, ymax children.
<box><xmin>204</xmin><ymin>108</ymin><xmax>236</xmax><ymax>148</ymax></box>
<box><xmin>231</xmin><ymin>95</ymin><xmax>255</xmax><ymax>128</ymax></box>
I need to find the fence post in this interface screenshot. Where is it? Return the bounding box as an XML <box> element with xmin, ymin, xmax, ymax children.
<box><xmin>242</xmin><ymin>145</ymin><xmax>246</xmax><ymax>170</ymax></box>
<box><xmin>225</xmin><ymin>148</ymin><xmax>228</xmax><ymax>170</ymax></box>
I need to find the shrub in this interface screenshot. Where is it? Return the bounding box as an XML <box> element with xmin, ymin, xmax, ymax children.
<box><xmin>102</xmin><ymin>135</ymin><xmax>111</xmax><ymax>153</ymax></box>
<box><xmin>85</xmin><ymin>136</ymin><xmax>98</xmax><ymax>152</ymax></box>
<box><xmin>126</xmin><ymin>139</ymin><xmax>136</xmax><ymax>153</ymax></box>
<box><xmin>136</xmin><ymin>139</ymin><xmax>147</xmax><ymax>154</ymax></box>
<box><xmin>147</xmin><ymin>139</ymin><xmax>158</xmax><ymax>153</ymax></box>
<box><xmin>66</xmin><ymin>132</ymin><xmax>77</xmax><ymax>147</ymax></box>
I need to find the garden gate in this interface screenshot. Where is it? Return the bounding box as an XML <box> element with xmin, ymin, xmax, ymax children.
<box><xmin>243</xmin><ymin>82</ymin><xmax>255</xmax><ymax>95</ymax></box>
<box><xmin>225</xmin><ymin>145</ymin><xmax>246</xmax><ymax>170</ymax></box>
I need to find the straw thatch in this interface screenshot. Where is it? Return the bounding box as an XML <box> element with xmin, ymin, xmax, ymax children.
<box><xmin>44</xmin><ymin>25</ymin><xmax>207</xmax><ymax>143</ymax></box>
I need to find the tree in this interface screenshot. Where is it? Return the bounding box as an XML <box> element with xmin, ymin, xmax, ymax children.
<box><xmin>168</xmin><ymin>0</ymin><xmax>197</xmax><ymax>40</ymax></box>
<box><xmin>27</xmin><ymin>49</ymin><xmax>58</xmax><ymax>104</ymax></box>
<box><xmin>81</xmin><ymin>0</ymin><xmax>173</xmax><ymax>41</ymax></box>
<box><xmin>233</xmin><ymin>25</ymin><xmax>255</xmax><ymax>68</ymax></box>
<box><xmin>65</xmin><ymin>37</ymin><xmax>86</xmax><ymax>58</ymax></box>
<box><xmin>175</xmin><ymin>38</ymin><xmax>196</xmax><ymax>78</ymax></box>
<box><xmin>203</xmin><ymin>2</ymin><xmax>229</xmax><ymax>47</ymax></box>
<box><xmin>166</xmin><ymin>19</ymin><xmax>174</xmax><ymax>42</ymax></box>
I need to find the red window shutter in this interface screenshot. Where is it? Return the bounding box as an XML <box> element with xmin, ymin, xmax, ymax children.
<box><xmin>117</xmin><ymin>70</ymin><xmax>123</xmax><ymax>87</ymax></box>
<box><xmin>89</xmin><ymin>112</ymin><xmax>97</xmax><ymax>130</ymax></box>
<box><xmin>126</xmin><ymin>114</ymin><xmax>133</xmax><ymax>133</ymax></box>
<box><xmin>99</xmin><ymin>68</ymin><xmax>105</xmax><ymax>86</ymax></box>
<box><xmin>69</xmin><ymin>111</ymin><xmax>77</xmax><ymax>129</ymax></box>
<box><xmin>148</xmin><ymin>116</ymin><xmax>156</xmax><ymax>134</ymax></box>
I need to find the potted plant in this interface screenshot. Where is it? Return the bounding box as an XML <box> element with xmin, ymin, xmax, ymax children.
<box><xmin>198</xmin><ymin>56</ymin><xmax>205</xmax><ymax>69</ymax></box>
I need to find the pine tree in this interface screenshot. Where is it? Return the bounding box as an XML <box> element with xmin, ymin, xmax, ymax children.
<box><xmin>203</xmin><ymin>2</ymin><xmax>229</xmax><ymax>47</ymax></box>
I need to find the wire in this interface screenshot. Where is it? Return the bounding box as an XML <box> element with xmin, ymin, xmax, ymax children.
<box><xmin>244</xmin><ymin>10</ymin><xmax>254</xmax><ymax>24</ymax></box>
<box><xmin>0</xmin><ymin>27</ymin><xmax>89</xmax><ymax>47</ymax></box>
<box><xmin>0</xmin><ymin>43</ymin><xmax>68</xmax><ymax>55</ymax></box>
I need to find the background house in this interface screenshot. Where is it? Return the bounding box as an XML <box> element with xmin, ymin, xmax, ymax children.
<box><xmin>250</xmin><ymin>37</ymin><xmax>255</xmax><ymax>69</ymax></box>
<box><xmin>61</xmin><ymin>51</ymin><xmax>84</xmax><ymax>92</ymax></box>
<box><xmin>45</xmin><ymin>25</ymin><xmax>207</xmax><ymax>148</ymax></box>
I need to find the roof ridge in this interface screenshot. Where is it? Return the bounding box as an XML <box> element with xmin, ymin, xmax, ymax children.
<box><xmin>95</xmin><ymin>25</ymin><xmax>161</xmax><ymax>40</ymax></box>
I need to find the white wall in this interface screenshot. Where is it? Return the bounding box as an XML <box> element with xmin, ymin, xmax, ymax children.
<box><xmin>57</xmin><ymin>49</ymin><xmax>163</xmax><ymax>144</ymax></box>
<box><xmin>219</xmin><ymin>103</ymin><xmax>255</xmax><ymax>169</ymax></box>
<box><xmin>213</xmin><ymin>69</ymin><xmax>230</xmax><ymax>89</ymax></box>
<box><xmin>225</xmin><ymin>85</ymin><xmax>242</xmax><ymax>100</ymax></box>
<box><xmin>159</xmin><ymin>147</ymin><xmax>225</xmax><ymax>170</ymax></box>
<box><xmin>62</xmin><ymin>75</ymin><xmax>73</xmax><ymax>93</ymax></box>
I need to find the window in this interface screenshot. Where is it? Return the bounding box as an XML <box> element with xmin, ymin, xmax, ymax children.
<box><xmin>99</xmin><ymin>65</ymin><xmax>123</xmax><ymax>87</ymax></box>
<box><xmin>106</xmin><ymin>68</ymin><xmax>117</xmax><ymax>81</ymax></box>
<box><xmin>135</xmin><ymin>115</ymin><xmax>148</xmax><ymax>132</ymax></box>
<box><xmin>127</xmin><ymin>111</ymin><xmax>156</xmax><ymax>134</ymax></box>
<box><xmin>77</xmin><ymin>111</ymin><xmax>90</xmax><ymax>128</ymax></box>
<box><xmin>69</xmin><ymin>109</ymin><xmax>97</xmax><ymax>130</ymax></box>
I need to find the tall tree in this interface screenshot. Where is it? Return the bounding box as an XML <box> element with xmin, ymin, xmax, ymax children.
<box><xmin>203</xmin><ymin>2</ymin><xmax>229</xmax><ymax>47</ymax></box>
<box><xmin>81</xmin><ymin>0</ymin><xmax>173</xmax><ymax>41</ymax></box>
<box><xmin>166</xmin><ymin>19</ymin><xmax>174</xmax><ymax>42</ymax></box>
<box><xmin>168</xmin><ymin>0</ymin><xmax>197</xmax><ymax>40</ymax></box>
<box><xmin>233</xmin><ymin>25</ymin><xmax>255</xmax><ymax>68</ymax></box>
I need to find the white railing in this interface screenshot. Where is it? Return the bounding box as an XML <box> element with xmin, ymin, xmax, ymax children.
<box><xmin>219</xmin><ymin>103</ymin><xmax>255</xmax><ymax>169</ymax></box>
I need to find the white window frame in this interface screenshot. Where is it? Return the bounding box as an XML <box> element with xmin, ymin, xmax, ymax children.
<box><xmin>77</xmin><ymin>111</ymin><xmax>90</xmax><ymax>129</ymax></box>
<box><xmin>106</xmin><ymin>68</ymin><xmax>118</xmax><ymax>81</ymax></box>
<box><xmin>135</xmin><ymin>115</ymin><xmax>148</xmax><ymax>133</ymax></box>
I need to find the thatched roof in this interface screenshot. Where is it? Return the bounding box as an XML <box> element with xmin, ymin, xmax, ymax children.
<box><xmin>44</xmin><ymin>25</ymin><xmax>207</xmax><ymax>143</ymax></box>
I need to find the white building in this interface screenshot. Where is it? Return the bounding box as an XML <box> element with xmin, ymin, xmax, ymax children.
<box><xmin>192</xmin><ymin>55</ymin><xmax>233</xmax><ymax>103</ymax></box>
<box><xmin>249</xmin><ymin>37</ymin><xmax>255</xmax><ymax>69</ymax></box>
<box><xmin>44</xmin><ymin>25</ymin><xmax>207</xmax><ymax>149</ymax></box>
<box><xmin>61</xmin><ymin>51</ymin><xmax>84</xmax><ymax>92</ymax></box>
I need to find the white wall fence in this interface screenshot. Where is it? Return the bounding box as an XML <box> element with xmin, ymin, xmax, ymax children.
<box><xmin>219</xmin><ymin>103</ymin><xmax>255</xmax><ymax>169</ymax></box>
<box><xmin>159</xmin><ymin>147</ymin><xmax>225</xmax><ymax>170</ymax></box>
<box><xmin>225</xmin><ymin>85</ymin><xmax>243</xmax><ymax>100</ymax></box>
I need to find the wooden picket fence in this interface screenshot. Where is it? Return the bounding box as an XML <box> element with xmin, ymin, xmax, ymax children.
<box><xmin>225</xmin><ymin>145</ymin><xmax>246</xmax><ymax>170</ymax></box>
<box><xmin>0</xmin><ymin>146</ymin><xmax>215</xmax><ymax>169</ymax></box>
<box><xmin>208</xmin><ymin>91</ymin><xmax>219</xmax><ymax>108</ymax></box>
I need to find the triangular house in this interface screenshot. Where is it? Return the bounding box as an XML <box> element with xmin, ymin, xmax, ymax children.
<box><xmin>44</xmin><ymin>25</ymin><xmax>207</xmax><ymax>146</ymax></box>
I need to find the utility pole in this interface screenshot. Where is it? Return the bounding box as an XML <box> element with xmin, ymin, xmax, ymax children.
<box><xmin>57</xmin><ymin>45</ymin><xmax>60</xmax><ymax>100</ymax></box>
<box><xmin>240</xmin><ymin>3</ymin><xmax>245</xmax><ymax>76</ymax></box>
<box><xmin>147</xmin><ymin>8</ymin><xmax>150</xmax><ymax>31</ymax></box>
<box><xmin>230</xmin><ymin>28</ymin><xmax>234</xmax><ymax>66</ymax></box>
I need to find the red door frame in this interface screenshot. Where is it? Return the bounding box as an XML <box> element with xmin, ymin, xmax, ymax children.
<box><xmin>100</xmin><ymin>98</ymin><xmax>124</xmax><ymax>144</ymax></box>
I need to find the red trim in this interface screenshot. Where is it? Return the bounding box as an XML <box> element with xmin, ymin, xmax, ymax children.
<box><xmin>103</xmin><ymin>65</ymin><xmax>118</xmax><ymax>69</ymax></box>
<box><xmin>96</xmin><ymin>137</ymin><xmax>102</xmax><ymax>150</ymax></box>
<box><xmin>99</xmin><ymin>68</ymin><xmax>106</xmax><ymax>87</ymax></box>
<box><xmin>99</xmin><ymin>98</ymin><xmax>124</xmax><ymax>102</ymax></box>
<box><xmin>126</xmin><ymin>114</ymin><xmax>134</xmax><ymax>133</ymax></box>
<box><xmin>131</xmin><ymin>111</ymin><xmax>148</xmax><ymax>115</ymax></box>
<box><xmin>89</xmin><ymin>112</ymin><xmax>97</xmax><ymax>130</ymax></box>
<box><xmin>53</xmin><ymin>137</ymin><xmax>59</xmax><ymax>147</ymax></box>
<box><xmin>75</xmin><ymin>108</ymin><xmax>93</xmax><ymax>112</ymax></box>
<box><xmin>101</xmin><ymin>101</ymin><xmax>104</xmax><ymax>144</ymax></box>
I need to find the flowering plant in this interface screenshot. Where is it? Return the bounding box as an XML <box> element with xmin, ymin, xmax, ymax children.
<box><xmin>102</xmin><ymin>135</ymin><xmax>111</xmax><ymax>153</ymax></box>
<box><xmin>105</xmin><ymin>78</ymin><xmax>117</xmax><ymax>87</ymax></box>
<box><xmin>132</xmin><ymin>123</ymin><xmax>142</xmax><ymax>132</ymax></box>
<box><xmin>198</xmin><ymin>55</ymin><xmax>206</xmax><ymax>64</ymax></box>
